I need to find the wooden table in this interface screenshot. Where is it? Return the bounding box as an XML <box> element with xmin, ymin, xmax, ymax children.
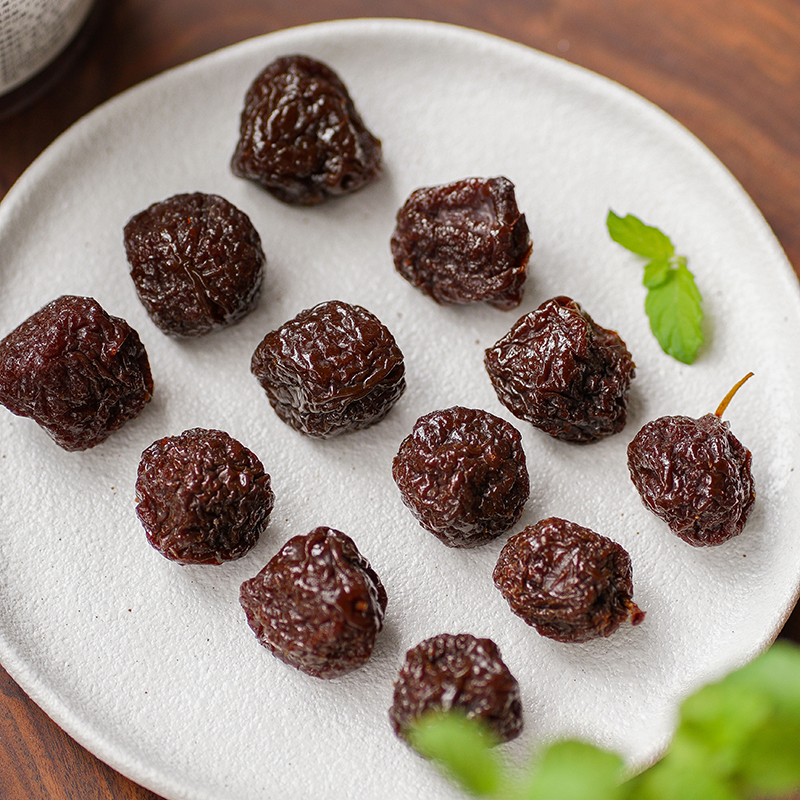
<box><xmin>1</xmin><ymin>1</ymin><xmax>799</xmax><ymax>798</ymax></box>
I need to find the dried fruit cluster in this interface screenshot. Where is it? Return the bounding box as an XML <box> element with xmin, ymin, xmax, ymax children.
<box><xmin>0</xmin><ymin>49</ymin><xmax>759</xmax><ymax>774</ymax></box>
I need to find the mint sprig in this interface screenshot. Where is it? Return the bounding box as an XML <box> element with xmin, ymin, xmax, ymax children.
<box><xmin>409</xmin><ymin>710</ymin><xmax>504</xmax><ymax>796</ymax></box>
<box><xmin>607</xmin><ymin>211</ymin><xmax>704</xmax><ymax>365</ymax></box>
<box><xmin>408</xmin><ymin>641</ymin><xmax>800</xmax><ymax>800</ymax></box>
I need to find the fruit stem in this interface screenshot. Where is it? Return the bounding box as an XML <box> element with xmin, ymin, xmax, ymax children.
<box><xmin>714</xmin><ymin>372</ymin><xmax>754</xmax><ymax>418</ymax></box>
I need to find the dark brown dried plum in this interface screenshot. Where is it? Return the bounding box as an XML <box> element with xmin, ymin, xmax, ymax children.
<box><xmin>484</xmin><ymin>296</ymin><xmax>635</xmax><ymax>443</ymax></box>
<box><xmin>627</xmin><ymin>375</ymin><xmax>755</xmax><ymax>547</ymax></box>
<box><xmin>239</xmin><ymin>527</ymin><xmax>387</xmax><ymax>678</ymax></box>
<box><xmin>135</xmin><ymin>428</ymin><xmax>274</xmax><ymax>564</ymax></box>
<box><xmin>389</xmin><ymin>633</ymin><xmax>523</xmax><ymax>744</ymax></box>
<box><xmin>250</xmin><ymin>299</ymin><xmax>405</xmax><ymax>438</ymax></box>
<box><xmin>231</xmin><ymin>54</ymin><xmax>382</xmax><ymax>205</ymax></box>
<box><xmin>123</xmin><ymin>192</ymin><xmax>265</xmax><ymax>338</ymax></box>
<box><xmin>0</xmin><ymin>295</ymin><xmax>153</xmax><ymax>451</ymax></box>
<box><xmin>392</xmin><ymin>406</ymin><xmax>529</xmax><ymax>548</ymax></box>
<box><xmin>493</xmin><ymin>517</ymin><xmax>645</xmax><ymax>643</ymax></box>
<box><xmin>390</xmin><ymin>176</ymin><xmax>532</xmax><ymax>310</ymax></box>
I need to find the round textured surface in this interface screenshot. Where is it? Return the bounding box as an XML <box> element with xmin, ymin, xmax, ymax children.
<box><xmin>0</xmin><ymin>18</ymin><xmax>799</xmax><ymax>800</ymax></box>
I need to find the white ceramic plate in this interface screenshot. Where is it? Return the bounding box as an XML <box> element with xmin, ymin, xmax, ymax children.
<box><xmin>1</xmin><ymin>18</ymin><xmax>799</xmax><ymax>800</ymax></box>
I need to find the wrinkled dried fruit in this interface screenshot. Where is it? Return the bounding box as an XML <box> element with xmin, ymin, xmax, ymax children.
<box><xmin>392</xmin><ymin>406</ymin><xmax>529</xmax><ymax>548</ymax></box>
<box><xmin>231</xmin><ymin>54</ymin><xmax>382</xmax><ymax>204</ymax></box>
<box><xmin>250</xmin><ymin>299</ymin><xmax>405</xmax><ymax>438</ymax></box>
<box><xmin>493</xmin><ymin>517</ymin><xmax>645</xmax><ymax>643</ymax></box>
<box><xmin>123</xmin><ymin>192</ymin><xmax>265</xmax><ymax>337</ymax></box>
<box><xmin>390</xmin><ymin>176</ymin><xmax>531</xmax><ymax>309</ymax></box>
<box><xmin>485</xmin><ymin>296</ymin><xmax>635</xmax><ymax>443</ymax></box>
<box><xmin>0</xmin><ymin>295</ymin><xmax>153</xmax><ymax>451</ymax></box>
<box><xmin>135</xmin><ymin>428</ymin><xmax>273</xmax><ymax>564</ymax></box>
<box><xmin>240</xmin><ymin>527</ymin><xmax>387</xmax><ymax>678</ymax></box>
<box><xmin>627</xmin><ymin>411</ymin><xmax>755</xmax><ymax>547</ymax></box>
<box><xmin>389</xmin><ymin>633</ymin><xmax>523</xmax><ymax>744</ymax></box>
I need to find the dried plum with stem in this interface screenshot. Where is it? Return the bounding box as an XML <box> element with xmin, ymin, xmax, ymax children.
<box><xmin>239</xmin><ymin>527</ymin><xmax>387</xmax><ymax>678</ymax></box>
<box><xmin>231</xmin><ymin>54</ymin><xmax>382</xmax><ymax>205</ymax></box>
<box><xmin>123</xmin><ymin>192</ymin><xmax>265</xmax><ymax>337</ymax></box>
<box><xmin>390</xmin><ymin>176</ymin><xmax>531</xmax><ymax>309</ymax></box>
<box><xmin>250</xmin><ymin>299</ymin><xmax>405</xmax><ymax>438</ymax></box>
<box><xmin>135</xmin><ymin>428</ymin><xmax>274</xmax><ymax>564</ymax></box>
<box><xmin>389</xmin><ymin>633</ymin><xmax>523</xmax><ymax>745</ymax></box>
<box><xmin>484</xmin><ymin>296</ymin><xmax>635</xmax><ymax>443</ymax></box>
<box><xmin>493</xmin><ymin>517</ymin><xmax>645</xmax><ymax>643</ymax></box>
<box><xmin>0</xmin><ymin>295</ymin><xmax>153</xmax><ymax>451</ymax></box>
<box><xmin>392</xmin><ymin>406</ymin><xmax>529</xmax><ymax>548</ymax></box>
<box><xmin>627</xmin><ymin>373</ymin><xmax>755</xmax><ymax>546</ymax></box>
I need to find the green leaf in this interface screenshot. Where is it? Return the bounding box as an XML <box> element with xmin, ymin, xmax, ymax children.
<box><xmin>642</xmin><ymin>257</ymin><xmax>671</xmax><ymax>289</ymax></box>
<box><xmin>722</xmin><ymin>640</ymin><xmax>800</xmax><ymax>715</ymax></box>
<box><xmin>739</xmin><ymin>717</ymin><xmax>800</xmax><ymax>794</ymax></box>
<box><xmin>643</xmin><ymin>261</ymin><xmax>704</xmax><ymax>364</ymax></box>
<box><xmin>607</xmin><ymin>211</ymin><xmax>705</xmax><ymax>363</ymax></box>
<box><xmin>679</xmin><ymin>680</ymin><xmax>770</xmax><ymax>759</ymax></box>
<box><xmin>627</xmin><ymin>643</ymin><xmax>800</xmax><ymax>800</ymax></box>
<box><xmin>607</xmin><ymin>211</ymin><xmax>675</xmax><ymax>260</ymax></box>
<box><xmin>621</xmin><ymin>734</ymin><xmax>740</xmax><ymax>800</ymax></box>
<box><xmin>519</xmin><ymin>740</ymin><xmax>624</xmax><ymax>800</ymax></box>
<box><xmin>408</xmin><ymin>711</ymin><xmax>505</xmax><ymax>797</ymax></box>
<box><xmin>669</xmin><ymin>681</ymin><xmax>770</xmax><ymax>787</ymax></box>
<box><xmin>699</xmin><ymin>642</ymin><xmax>800</xmax><ymax>796</ymax></box>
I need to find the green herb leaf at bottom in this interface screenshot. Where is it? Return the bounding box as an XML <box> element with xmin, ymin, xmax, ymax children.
<box><xmin>519</xmin><ymin>740</ymin><xmax>625</xmax><ymax>800</ymax></box>
<box><xmin>408</xmin><ymin>711</ymin><xmax>504</xmax><ymax>797</ymax></box>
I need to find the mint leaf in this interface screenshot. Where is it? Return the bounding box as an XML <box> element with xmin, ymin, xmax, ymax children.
<box><xmin>679</xmin><ymin>680</ymin><xmax>770</xmax><ymax>769</ymax></box>
<box><xmin>607</xmin><ymin>211</ymin><xmax>675</xmax><ymax>259</ymax></box>
<box><xmin>408</xmin><ymin>711</ymin><xmax>504</xmax><ymax>797</ymax></box>
<box><xmin>607</xmin><ymin>211</ymin><xmax>704</xmax><ymax>364</ymax></box>
<box><xmin>404</xmin><ymin>644</ymin><xmax>800</xmax><ymax>800</ymax></box>
<box><xmin>723</xmin><ymin>639</ymin><xmax>800</xmax><ymax>715</ymax></box>
<box><xmin>711</xmin><ymin>642</ymin><xmax>800</xmax><ymax>795</ymax></box>
<box><xmin>739</xmin><ymin>717</ymin><xmax>800</xmax><ymax>794</ymax></box>
<box><xmin>643</xmin><ymin>261</ymin><xmax>703</xmax><ymax>364</ymax></box>
<box><xmin>520</xmin><ymin>740</ymin><xmax>624</xmax><ymax>800</ymax></box>
<box><xmin>625</xmin><ymin>643</ymin><xmax>800</xmax><ymax>800</ymax></box>
<box><xmin>642</xmin><ymin>256</ymin><xmax>671</xmax><ymax>289</ymax></box>
<box><xmin>622</xmin><ymin>734</ymin><xmax>740</xmax><ymax>800</ymax></box>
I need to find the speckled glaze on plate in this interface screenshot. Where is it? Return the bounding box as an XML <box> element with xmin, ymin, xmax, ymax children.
<box><xmin>1</xmin><ymin>18</ymin><xmax>799</xmax><ymax>800</ymax></box>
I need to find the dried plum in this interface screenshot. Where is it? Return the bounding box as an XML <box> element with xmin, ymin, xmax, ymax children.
<box><xmin>493</xmin><ymin>517</ymin><xmax>645</xmax><ymax>643</ymax></box>
<box><xmin>250</xmin><ymin>299</ymin><xmax>405</xmax><ymax>438</ymax></box>
<box><xmin>392</xmin><ymin>406</ymin><xmax>529</xmax><ymax>548</ymax></box>
<box><xmin>231</xmin><ymin>54</ymin><xmax>382</xmax><ymax>205</ymax></box>
<box><xmin>627</xmin><ymin>374</ymin><xmax>755</xmax><ymax>546</ymax></box>
<box><xmin>390</xmin><ymin>176</ymin><xmax>531</xmax><ymax>309</ymax></box>
<box><xmin>135</xmin><ymin>428</ymin><xmax>274</xmax><ymax>564</ymax></box>
<box><xmin>239</xmin><ymin>527</ymin><xmax>387</xmax><ymax>678</ymax></box>
<box><xmin>123</xmin><ymin>192</ymin><xmax>265</xmax><ymax>337</ymax></box>
<box><xmin>0</xmin><ymin>295</ymin><xmax>153</xmax><ymax>451</ymax></box>
<box><xmin>485</xmin><ymin>296</ymin><xmax>635</xmax><ymax>443</ymax></box>
<box><xmin>389</xmin><ymin>633</ymin><xmax>523</xmax><ymax>744</ymax></box>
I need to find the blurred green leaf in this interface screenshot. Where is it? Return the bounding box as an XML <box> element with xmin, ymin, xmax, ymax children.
<box><xmin>642</xmin><ymin>257</ymin><xmax>671</xmax><ymax>289</ymax></box>
<box><xmin>739</xmin><ymin>716</ymin><xmax>800</xmax><ymax>795</ymax></box>
<box><xmin>723</xmin><ymin>641</ymin><xmax>800</xmax><ymax>716</ymax></box>
<box><xmin>403</xmin><ymin>643</ymin><xmax>800</xmax><ymax>800</ymax></box>
<box><xmin>408</xmin><ymin>711</ymin><xmax>504</xmax><ymax>797</ymax></box>
<box><xmin>678</xmin><ymin>680</ymin><xmax>771</xmax><ymax>776</ymax></box>
<box><xmin>518</xmin><ymin>740</ymin><xmax>624</xmax><ymax>800</ymax></box>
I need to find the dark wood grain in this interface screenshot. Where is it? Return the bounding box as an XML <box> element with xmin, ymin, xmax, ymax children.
<box><xmin>1</xmin><ymin>1</ymin><xmax>799</xmax><ymax>798</ymax></box>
